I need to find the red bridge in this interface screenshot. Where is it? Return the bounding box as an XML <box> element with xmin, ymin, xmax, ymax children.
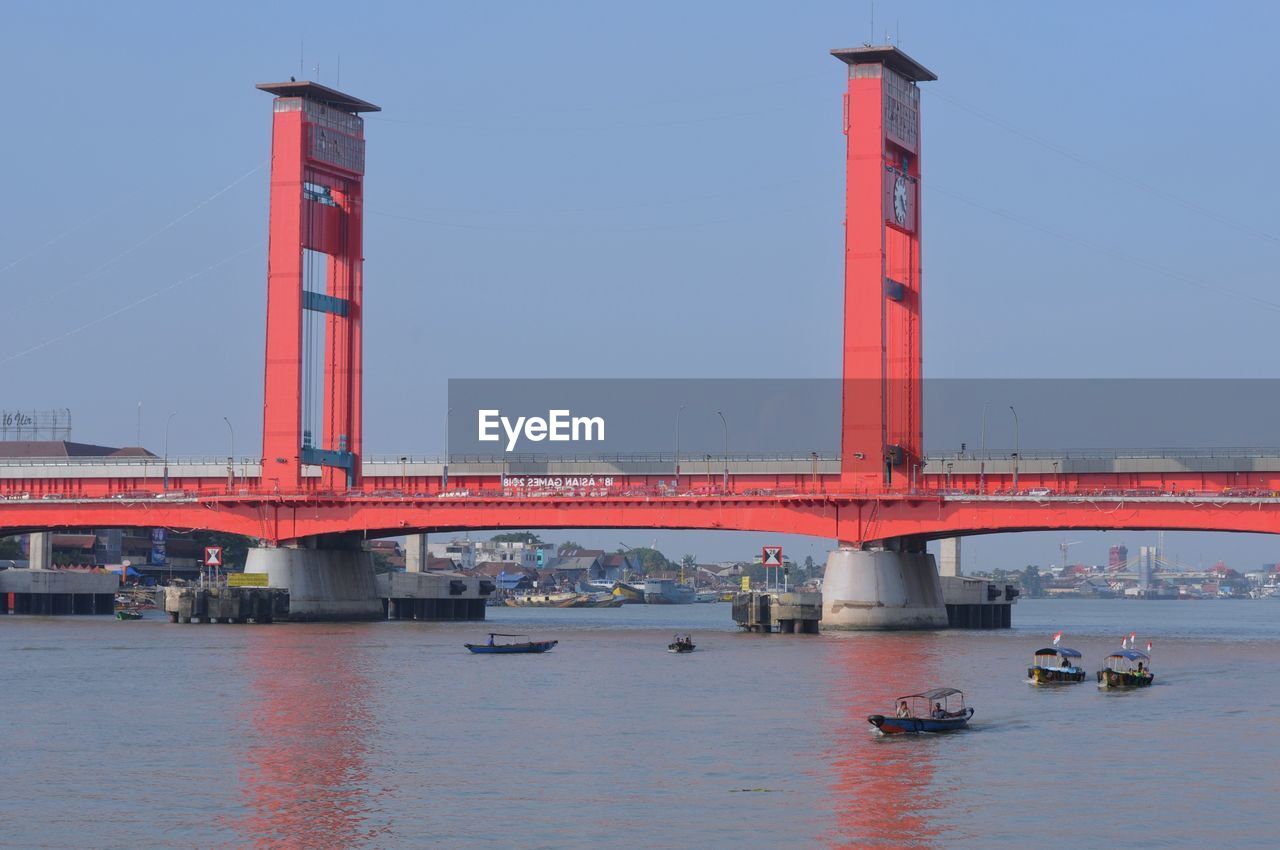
<box><xmin>4</xmin><ymin>47</ymin><xmax>1276</xmax><ymax>625</ymax></box>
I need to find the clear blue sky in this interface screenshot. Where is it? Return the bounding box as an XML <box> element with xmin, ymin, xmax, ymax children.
<box><xmin>3</xmin><ymin>1</ymin><xmax>1278</xmax><ymax>567</ymax></box>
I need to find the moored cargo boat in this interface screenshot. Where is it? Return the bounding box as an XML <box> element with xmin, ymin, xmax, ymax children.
<box><xmin>504</xmin><ymin>591</ymin><xmax>580</xmax><ymax>608</ymax></box>
<box><xmin>611</xmin><ymin>581</ymin><xmax>646</xmax><ymax>604</ymax></box>
<box><xmin>643</xmin><ymin>579</ymin><xmax>696</xmax><ymax>605</ymax></box>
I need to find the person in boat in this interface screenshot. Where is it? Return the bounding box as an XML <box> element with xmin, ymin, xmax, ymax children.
<box><xmin>932</xmin><ymin>702</ymin><xmax>946</xmax><ymax>719</ymax></box>
<box><xmin>896</xmin><ymin>701</ymin><xmax>910</xmax><ymax>718</ymax></box>
<box><xmin>487</xmin><ymin>634</ymin><xmax>495</xmax><ymax>647</ymax></box>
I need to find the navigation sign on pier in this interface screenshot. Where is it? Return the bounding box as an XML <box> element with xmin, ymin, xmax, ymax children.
<box><xmin>762</xmin><ymin>546</ymin><xmax>783</xmax><ymax>567</ymax></box>
<box><xmin>204</xmin><ymin>546</ymin><xmax>223</xmax><ymax>568</ymax></box>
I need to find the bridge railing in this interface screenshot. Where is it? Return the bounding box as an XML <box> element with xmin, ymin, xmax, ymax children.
<box><xmin>925</xmin><ymin>447</ymin><xmax>1280</xmax><ymax>461</ymax></box>
<box><xmin>4</xmin><ymin>447</ymin><xmax>1280</xmax><ymax>469</ymax></box>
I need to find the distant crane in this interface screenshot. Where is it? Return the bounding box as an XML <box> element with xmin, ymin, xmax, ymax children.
<box><xmin>1059</xmin><ymin>540</ymin><xmax>1082</xmax><ymax>571</ymax></box>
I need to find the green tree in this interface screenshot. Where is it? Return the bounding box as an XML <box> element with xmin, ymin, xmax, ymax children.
<box><xmin>492</xmin><ymin>532</ymin><xmax>542</xmax><ymax>544</ymax></box>
<box><xmin>804</xmin><ymin>555</ymin><xmax>816</xmax><ymax>579</ymax></box>
<box><xmin>1020</xmin><ymin>565</ymin><xmax>1045</xmax><ymax>598</ymax></box>
<box><xmin>0</xmin><ymin>536</ymin><xmax>22</xmax><ymax>560</ymax></box>
<box><xmin>556</xmin><ymin>540</ymin><xmax>583</xmax><ymax>555</ymax></box>
<box><xmin>680</xmin><ymin>554</ymin><xmax>697</xmax><ymax>570</ymax></box>
<box><xmin>619</xmin><ymin>547</ymin><xmax>672</xmax><ymax>575</ymax></box>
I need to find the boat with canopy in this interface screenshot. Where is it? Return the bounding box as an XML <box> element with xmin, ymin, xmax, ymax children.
<box><xmin>1028</xmin><ymin>646</ymin><xmax>1085</xmax><ymax>684</ymax></box>
<box><xmin>867</xmin><ymin>688</ymin><xmax>974</xmax><ymax>734</ymax></box>
<box><xmin>1097</xmin><ymin>649</ymin><xmax>1153</xmax><ymax>688</ymax></box>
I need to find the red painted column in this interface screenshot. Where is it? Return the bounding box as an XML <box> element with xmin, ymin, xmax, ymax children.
<box><xmin>261</xmin><ymin>105</ymin><xmax>306</xmax><ymax>492</ymax></box>
<box><xmin>832</xmin><ymin>47</ymin><xmax>935</xmax><ymax>493</ymax></box>
<box><xmin>257</xmin><ymin>82</ymin><xmax>379</xmax><ymax>492</ymax></box>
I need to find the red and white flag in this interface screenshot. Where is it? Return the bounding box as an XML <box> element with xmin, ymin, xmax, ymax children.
<box><xmin>1121</xmin><ymin>634</ymin><xmax>1128</xmax><ymax>648</ymax></box>
<box><xmin>1129</xmin><ymin>631</ymin><xmax>1137</xmax><ymax>646</ymax></box>
<box><xmin>1146</xmin><ymin>640</ymin><xmax>1153</xmax><ymax>652</ymax></box>
<box><xmin>1052</xmin><ymin>631</ymin><xmax>1063</xmax><ymax>646</ymax></box>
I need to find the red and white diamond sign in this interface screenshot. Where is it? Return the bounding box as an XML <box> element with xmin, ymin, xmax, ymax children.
<box><xmin>204</xmin><ymin>546</ymin><xmax>223</xmax><ymax>568</ymax></box>
<box><xmin>762</xmin><ymin>546</ymin><xmax>783</xmax><ymax>567</ymax></box>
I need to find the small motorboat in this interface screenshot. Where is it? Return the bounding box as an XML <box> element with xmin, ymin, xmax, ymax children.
<box><xmin>1028</xmin><ymin>646</ymin><xmax>1086</xmax><ymax>684</ymax></box>
<box><xmin>115</xmin><ymin>609</ymin><xmax>144</xmax><ymax>621</ymax></box>
<box><xmin>668</xmin><ymin>633</ymin><xmax>696</xmax><ymax>653</ymax></box>
<box><xmin>868</xmin><ymin>688</ymin><xmax>974</xmax><ymax>734</ymax></box>
<box><xmin>1097</xmin><ymin>650</ymin><xmax>1154</xmax><ymax>688</ymax></box>
<box><xmin>465</xmin><ymin>633</ymin><xmax>558</xmax><ymax>654</ymax></box>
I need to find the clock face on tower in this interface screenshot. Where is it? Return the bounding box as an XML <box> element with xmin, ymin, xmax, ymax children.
<box><xmin>893</xmin><ymin>174</ymin><xmax>909</xmax><ymax>226</ymax></box>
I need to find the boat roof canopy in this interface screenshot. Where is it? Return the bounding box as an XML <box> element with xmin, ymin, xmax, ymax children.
<box><xmin>488</xmin><ymin>633</ymin><xmax>529</xmax><ymax>637</ymax></box>
<box><xmin>1107</xmin><ymin>649</ymin><xmax>1150</xmax><ymax>660</ymax></box>
<box><xmin>901</xmin><ymin>687</ymin><xmax>964</xmax><ymax>701</ymax></box>
<box><xmin>1034</xmin><ymin>647</ymin><xmax>1082</xmax><ymax>658</ymax></box>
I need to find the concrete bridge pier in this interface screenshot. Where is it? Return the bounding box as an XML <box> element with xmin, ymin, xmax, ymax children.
<box><xmin>28</xmin><ymin>531</ymin><xmax>53</xmax><ymax>571</ymax></box>
<box><xmin>821</xmin><ymin>540</ymin><xmax>948</xmax><ymax>630</ymax></box>
<box><xmin>244</xmin><ymin>534</ymin><xmax>382</xmax><ymax>621</ymax></box>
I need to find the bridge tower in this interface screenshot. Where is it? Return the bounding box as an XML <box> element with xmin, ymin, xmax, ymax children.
<box><xmin>256</xmin><ymin>81</ymin><xmax>379</xmax><ymax>492</ymax></box>
<box><xmin>824</xmin><ymin>46</ymin><xmax>947</xmax><ymax>629</ymax></box>
<box><xmin>832</xmin><ymin>46</ymin><xmax>935</xmax><ymax>491</ymax></box>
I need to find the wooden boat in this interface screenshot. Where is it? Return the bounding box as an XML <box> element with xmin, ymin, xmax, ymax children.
<box><xmin>503</xmin><ymin>591</ymin><xmax>579</xmax><ymax>608</ymax></box>
<box><xmin>1097</xmin><ymin>650</ymin><xmax>1154</xmax><ymax>688</ymax></box>
<box><xmin>465</xmin><ymin>633</ymin><xmax>558</xmax><ymax>654</ymax></box>
<box><xmin>115</xmin><ymin>609</ymin><xmax>144</xmax><ymax>621</ymax></box>
<box><xmin>868</xmin><ymin>688</ymin><xmax>974</xmax><ymax>734</ymax></box>
<box><xmin>1028</xmin><ymin>647</ymin><xmax>1086</xmax><ymax>684</ymax></box>
<box><xmin>668</xmin><ymin>633</ymin><xmax>696</xmax><ymax>653</ymax></box>
<box><xmin>611</xmin><ymin>581</ymin><xmax>646</xmax><ymax>604</ymax></box>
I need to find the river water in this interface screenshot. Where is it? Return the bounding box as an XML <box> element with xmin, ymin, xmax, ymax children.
<box><xmin>1</xmin><ymin>598</ymin><xmax>1277</xmax><ymax>849</ymax></box>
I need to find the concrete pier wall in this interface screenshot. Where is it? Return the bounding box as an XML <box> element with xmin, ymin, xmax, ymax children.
<box><xmin>821</xmin><ymin>547</ymin><xmax>948</xmax><ymax>630</ymax></box>
<box><xmin>0</xmin><ymin>568</ymin><xmax>118</xmax><ymax>615</ymax></box>
<box><xmin>378</xmin><ymin>571</ymin><xmax>490</xmax><ymax>621</ymax></box>
<box><xmin>732</xmin><ymin>590</ymin><xmax>822</xmax><ymax>633</ymax></box>
<box><xmin>940</xmin><ymin>575</ymin><xmax>1016</xmax><ymax>629</ymax></box>
<box><xmin>244</xmin><ymin>545</ymin><xmax>382</xmax><ymax>621</ymax></box>
<box><xmin>162</xmin><ymin>586</ymin><xmax>288</xmax><ymax>623</ymax></box>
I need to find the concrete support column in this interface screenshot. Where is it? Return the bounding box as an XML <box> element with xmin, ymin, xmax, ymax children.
<box><xmin>245</xmin><ymin>534</ymin><xmax>381</xmax><ymax>621</ymax></box>
<box><xmin>821</xmin><ymin>544</ymin><xmax>948</xmax><ymax>630</ymax></box>
<box><xmin>28</xmin><ymin>532</ymin><xmax>53</xmax><ymax>571</ymax></box>
<box><xmin>939</xmin><ymin>537</ymin><xmax>963</xmax><ymax>577</ymax></box>
<box><xmin>404</xmin><ymin>533</ymin><xmax>428</xmax><ymax>573</ymax></box>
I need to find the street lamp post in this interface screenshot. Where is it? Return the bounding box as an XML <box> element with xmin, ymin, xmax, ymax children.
<box><xmin>674</xmin><ymin>404</ymin><xmax>686</xmax><ymax>479</ymax></box>
<box><xmin>717</xmin><ymin>410</ymin><xmax>729</xmax><ymax>493</ymax></box>
<box><xmin>223</xmin><ymin>416</ymin><xmax>235</xmax><ymax>492</ymax></box>
<box><xmin>979</xmin><ymin>400</ymin><xmax>989</xmax><ymax>493</ymax></box>
<box><xmin>1009</xmin><ymin>405</ymin><xmax>1020</xmax><ymax>492</ymax></box>
<box><xmin>442</xmin><ymin>407</ymin><xmax>453</xmax><ymax>492</ymax></box>
<box><xmin>163</xmin><ymin>412</ymin><xmax>177</xmax><ymax>492</ymax></box>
